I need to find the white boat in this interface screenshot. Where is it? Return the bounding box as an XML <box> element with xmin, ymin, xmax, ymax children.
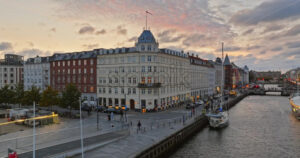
<box><xmin>206</xmin><ymin>43</ymin><xmax>229</xmax><ymax>128</ymax></box>
<box><xmin>290</xmin><ymin>93</ymin><xmax>300</xmax><ymax>119</ymax></box>
<box><xmin>207</xmin><ymin>110</ymin><xmax>229</xmax><ymax>128</ymax></box>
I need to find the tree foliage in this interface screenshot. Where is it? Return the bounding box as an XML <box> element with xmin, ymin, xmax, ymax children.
<box><xmin>60</xmin><ymin>84</ymin><xmax>81</xmax><ymax>112</ymax></box>
<box><xmin>23</xmin><ymin>86</ymin><xmax>41</xmax><ymax>105</ymax></box>
<box><xmin>0</xmin><ymin>85</ymin><xmax>15</xmax><ymax>105</ymax></box>
<box><xmin>15</xmin><ymin>83</ymin><xmax>25</xmax><ymax>106</ymax></box>
<box><xmin>40</xmin><ymin>86</ymin><xmax>59</xmax><ymax>110</ymax></box>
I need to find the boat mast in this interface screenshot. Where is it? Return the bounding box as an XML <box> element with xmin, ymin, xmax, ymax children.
<box><xmin>221</xmin><ymin>42</ymin><xmax>224</xmax><ymax>110</ymax></box>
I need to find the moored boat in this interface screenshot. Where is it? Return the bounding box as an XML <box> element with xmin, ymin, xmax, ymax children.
<box><xmin>290</xmin><ymin>93</ymin><xmax>300</xmax><ymax>119</ymax></box>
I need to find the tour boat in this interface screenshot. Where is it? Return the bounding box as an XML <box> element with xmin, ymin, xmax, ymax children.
<box><xmin>290</xmin><ymin>93</ymin><xmax>300</xmax><ymax>119</ymax></box>
<box><xmin>206</xmin><ymin>43</ymin><xmax>229</xmax><ymax>128</ymax></box>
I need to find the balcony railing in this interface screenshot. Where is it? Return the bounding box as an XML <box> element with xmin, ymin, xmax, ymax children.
<box><xmin>138</xmin><ymin>83</ymin><xmax>161</xmax><ymax>88</ymax></box>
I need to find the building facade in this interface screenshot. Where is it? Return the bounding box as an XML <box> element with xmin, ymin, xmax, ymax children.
<box><xmin>50</xmin><ymin>52</ymin><xmax>97</xmax><ymax>101</ymax></box>
<box><xmin>0</xmin><ymin>54</ymin><xmax>23</xmax><ymax>89</ymax></box>
<box><xmin>224</xmin><ymin>54</ymin><xmax>249</xmax><ymax>89</ymax></box>
<box><xmin>97</xmin><ymin>30</ymin><xmax>216</xmax><ymax>111</ymax></box>
<box><xmin>24</xmin><ymin>56</ymin><xmax>50</xmax><ymax>91</ymax></box>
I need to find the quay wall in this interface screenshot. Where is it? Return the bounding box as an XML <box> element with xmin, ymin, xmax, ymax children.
<box><xmin>134</xmin><ymin>93</ymin><xmax>248</xmax><ymax>158</ymax></box>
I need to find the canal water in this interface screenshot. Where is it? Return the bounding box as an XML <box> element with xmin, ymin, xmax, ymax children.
<box><xmin>171</xmin><ymin>95</ymin><xmax>300</xmax><ymax>158</ymax></box>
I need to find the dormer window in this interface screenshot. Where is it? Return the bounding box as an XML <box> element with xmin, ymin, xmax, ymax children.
<box><xmin>147</xmin><ymin>45</ymin><xmax>151</xmax><ymax>51</ymax></box>
<box><xmin>141</xmin><ymin>45</ymin><xmax>145</xmax><ymax>51</ymax></box>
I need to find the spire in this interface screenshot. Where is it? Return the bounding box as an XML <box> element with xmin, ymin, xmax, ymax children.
<box><xmin>224</xmin><ymin>54</ymin><xmax>231</xmax><ymax>65</ymax></box>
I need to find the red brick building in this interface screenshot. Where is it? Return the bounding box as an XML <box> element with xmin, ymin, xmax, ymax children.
<box><xmin>50</xmin><ymin>51</ymin><xmax>97</xmax><ymax>101</ymax></box>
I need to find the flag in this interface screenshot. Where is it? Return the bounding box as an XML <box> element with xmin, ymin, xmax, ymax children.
<box><xmin>146</xmin><ymin>10</ymin><xmax>152</xmax><ymax>15</ymax></box>
<box><xmin>8</xmin><ymin>148</ymin><xmax>18</xmax><ymax>158</ymax></box>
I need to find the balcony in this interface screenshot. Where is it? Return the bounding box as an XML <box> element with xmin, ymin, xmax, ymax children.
<box><xmin>138</xmin><ymin>83</ymin><xmax>161</xmax><ymax>88</ymax></box>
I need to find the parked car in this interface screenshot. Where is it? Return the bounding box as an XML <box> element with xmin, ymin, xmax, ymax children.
<box><xmin>186</xmin><ymin>103</ymin><xmax>195</xmax><ymax>109</ymax></box>
<box><xmin>96</xmin><ymin>106</ymin><xmax>106</xmax><ymax>112</ymax></box>
<box><xmin>195</xmin><ymin>100</ymin><xmax>204</xmax><ymax>107</ymax></box>
<box><xmin>104</xmin><ymin>107</ymin><xmax>116</xmax><ymax>113</ymax></box>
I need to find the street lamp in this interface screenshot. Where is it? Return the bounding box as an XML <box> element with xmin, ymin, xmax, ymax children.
<box><xmin>79</xmin><ymin>97</ymin><xmax>84</xmax><ymax>158</ymax></box>
<box><xmin>96</xmin><ymin>98</ymin><xmax>99</xmax><ymax>130</ymax></box>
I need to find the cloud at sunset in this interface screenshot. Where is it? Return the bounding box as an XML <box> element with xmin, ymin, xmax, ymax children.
<box><xmin>0</xmin><ymin>0</ymin><xmax>300</xmax><ymax>71</ymax></box>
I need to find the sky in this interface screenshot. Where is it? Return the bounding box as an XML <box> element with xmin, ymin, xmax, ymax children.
<box><xmin>0</xmin><ymin>0</ymin><xmax>300</xmax><ymax>72</ymax></box>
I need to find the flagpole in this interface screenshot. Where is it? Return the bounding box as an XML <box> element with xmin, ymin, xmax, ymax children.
<box><xmin>146</xmin><ymin>11</ymin><xmax>147</xmax><ymax>30</ymax></box>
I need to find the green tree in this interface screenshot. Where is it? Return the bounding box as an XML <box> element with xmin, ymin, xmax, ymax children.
<box><xmin>60</xmin><ymin>84</ymin><xmax>81</xmax><ymax>115</ymax></box>
<box><xmin>23</xmin><ymin>86</ymin><xmax>41</xmax><ymax>105</ymax></box>
<box><xmin>15</xmin><ymin>83</ymin><xmax>25</xmax><ymax>107</ymax></box>
<box><xmin>40</xmin><ymin>86</ymin><xmax>59</xmax><ymax>111</ymax></box>
<box><xmin>0</xmin><ymin>85</ymin><xmax>15</xmax><ymax>105</ymax></box>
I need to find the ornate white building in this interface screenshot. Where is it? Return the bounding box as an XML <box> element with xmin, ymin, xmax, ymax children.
<box><xmin>24</xmin><ymin>56</ymin><xmax>50</xmax><ymax>91</ymax></box>
<box><xmin>96</xmin><ymin>30</ymin><xmax>215</xmax><ymax>111</ymax></box>
<box><xmin>0</xmin><ymin>54</ymin><xmax>23</xmax><ymax>89</ymax></box>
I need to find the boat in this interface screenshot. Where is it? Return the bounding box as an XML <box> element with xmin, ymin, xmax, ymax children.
<box><xmin>290</xmin><ymin>93</ymin><xmax>300</xmax><ymax>119</ymax></box>
<box><xmin>206</xmin><ymin>42</ymin><xmax>229</xmax><ymax>128</ymax></box>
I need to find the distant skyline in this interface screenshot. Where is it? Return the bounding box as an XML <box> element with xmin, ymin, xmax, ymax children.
<box><xmin>1</xmin><ymin>0</ymin><xmax>300</xmax><ymax>71</ymax></box>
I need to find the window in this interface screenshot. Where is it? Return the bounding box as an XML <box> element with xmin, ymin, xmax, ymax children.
<box><xmin>148</xmin><ymin>66</ymin><xmax>152</xmax><ymax>72</ymax></box>
<box><xmin>132</xmin><ymin>67</ymin><xmax>136</xmax><ymax>72</ymax></box>
<box><xmin>122</xmin><ymin>77</ymin><xmax>125</xmax><ymax>83</ymax></box>
<box><xmin>68</xmin><ymin>69</ymin><xmax>70</xmax><ymax>74</ymax></box>
<box><xmin>121</xmin><ymin>88</ymin><xmax>124</xmax><ymax>94</ymax></box>
<box><xmin>141</xmin><ymin>89</ymin><xmax>145</xmax><ymax>94</ymax></box>
<box><xmin>73</xmin><ymin>60</ymin><xmax>76</xmax><ymax>66</ymax></box>
<box><xmin>115</xmin><ymin>88</ymin><xmax>118</xmax><ymax>94</ymax></box>
<box><xmin>78</xmin><ymin>77</ymin><xmax>81</xmax><ymax>83</ymax></box>
<box><xmin>115</xmin><ymin>68</ymin><xmax>118</xmax><ymax>73</ymax></box>
<box><xmin>91</xmin><ymin>68</ymin><xmax>94</xmax><ymax>74</ymax></box>
<box><xmin>148</xmin><ymin>89</ymin><xmax>152</xmax><ymax>94</ymax></box>
<box><xmin>84</xmin><ymin>68</ymin><xmax>87</xmax><ymax>74</ymax></box>
<box><xmin>141</xmin><ymin>77</ymin><xmax>145</xmax><ymax>83</ymax></box>
<box><xmin>148</xmin><ymin>77</ymin><xmax>152</xmax><ymax>83</ymax></box>
<box><xmin>73</xmin><ymin>69</ymin><xmax>75</xmax><ymax>74</ymax></box>
<box><xmin>133</xmin><ymin>88</ymin><xmax>136</xmax><ymax>94</ymax></box>
<box><xmin>63</xmin><ymin>61</ymin><xmax>65</xmax><ymax>66</ymax></box>
<box><xmin>128</xmin><ymin>88</ymin><xmax>131</xmax><ymax>94</ymax></box>
<box><xmin>128</xmin><ymin>77</ymin><xmax>131</xmax><ymax>84</ymax></box>
<box><xmin>154</xmin><ymin>66</ymin><xmax>157</xmax><ymax>72</ymax></box>
<box><xmin>141</xmin><ymin>56</ymin><xmax>145</xmax><ymax>62</ymax></box>
<box><xmin>109</xmin><ymin>78</ymin><xmax>112</xmax><ymax>83</ymax></box>
<box><xmin>109</xmin><ymin>88</ymin><xmax>112</xmax><ymax>94</ymax></box>
<box><xmin>90</xmin><ymin>59</ymin><xmax>94</xmax><ymax>65</ymax></box>
<box><xmin>115</xmin><ymin>77</ymin><xmax>118</xmax><ymax>83</ymax></box>
<box><xmin>142</xmin><ymin>66</ymin><xmax>145</xmax><ymax>72</ymax></box>
<box><xmin>141</xmin><ymin>45</ymin><xmax>145</xmax><ymax>51</ymax></box>
<box><xmin>78</xmin><ymin>69</ymin><xmax>81</xmax><ymax>74</ymax></box>
<box><xmin>147</xmin><ymin>56</ymin><xmax>151</xmax><ymax>62</ymax></box>
<box><xmin>84</xmin><ymin>60</ymin><xmax>87</xmax><ymax>65</ymax></box>
<box><xmin>68</xmin><ymin>61</ymin><xmax>70</xmax><ymax>66</ymax></box>
<box><xmin>10</xmin><ymin>80</ymin><xmax>13</xmax><ymax>83</ymax></box>
<box><xmin>121</xmin><ymin>67</ymin><xmax>125</xmax><ymax>73</ymax></box>
<box><xmin>103</xmin><ymin>88</ymin><xmax>106</xmax><ymax>93</ymax></box>
<box><xmin>147</xmin><ymin>45</ymin><xmax>151</xmax><ymax>51</ymax></box>
<box><xmin>84</xmin><ymin>77</ymin><xmax>86</xmax><ymax>83</ymax></box>
<box><xmin>133</xmin><ymin>77</ymin><xmax>136</xmax><ymax>84</ymax></box>
<box><xmin>99</xmin><ymin>88</ymin><xmax>103</xmax><ymax>94</ymax></box>
<box><xmin>78</xmin><ymin>60</ymin><xmax>81</xmax><ymax>66</ymax></box>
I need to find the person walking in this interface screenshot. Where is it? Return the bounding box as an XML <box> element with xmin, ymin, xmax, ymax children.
<box><xmin>137</xmin><ymin>120</ymin><xmax>141</xmax><ymax>131</ymax></box>
<box><xmin>110</xmin><ymin>111</ymin><xmax>114</xmax><ymax>121</ymax></box>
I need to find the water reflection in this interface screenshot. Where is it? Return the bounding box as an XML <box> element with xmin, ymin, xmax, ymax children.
<box><xmin>171</xmin><ymin>95</ymin><xmax>300</xmax><ymax>158</ymax></box>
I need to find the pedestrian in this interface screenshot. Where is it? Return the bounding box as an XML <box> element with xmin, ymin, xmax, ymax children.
<box><xmin>137</xmin><ymin>120</ymin><xmax>141</xmax><ymax>131</ymax></box>
<box><xmin>107</xmin><ymin>114</ymin><xmax>111</xmax><ymax>121</ymax></box>
<box><xmin>120</xmin><ymin>110</ymin><xmax>124</xmax><ymax>121</ymax></box>
<box><xmin>110</xmin><ymin>112</ymin><xmax>114</xmax><ymax>121</ymax></box>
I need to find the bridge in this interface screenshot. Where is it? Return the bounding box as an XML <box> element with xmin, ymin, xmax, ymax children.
<box><xmin>248</xmin><ymin>87</ymin><xmax>297</xmax><ymax>96</ymax></box>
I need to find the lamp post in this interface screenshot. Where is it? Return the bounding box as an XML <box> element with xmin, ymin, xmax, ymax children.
<box><xmin>33</xmin><ymin>101</ymin><xmax>36</xmax><ymax>158</ymax></box>
<box><xmin>96</xmin><ymin>98</ymin><xmax>99</xmax><ymax>130</ymax></box>
<box><xmin>79</xmin><ymin>97</ymin><xmax>84</xmax><ymax>158</ymax></box>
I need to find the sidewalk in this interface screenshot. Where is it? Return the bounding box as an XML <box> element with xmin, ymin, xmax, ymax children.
<box><xmin>18</xmin><ymin>129</ymin><xmax>129</xmax><ymax>158</ymax></box>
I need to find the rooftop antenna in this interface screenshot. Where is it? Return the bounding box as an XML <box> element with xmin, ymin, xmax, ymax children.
<box><xmin>145</xmin><ymin>10</ymin><xmax>152</xmax><ymax>30</ymax></box>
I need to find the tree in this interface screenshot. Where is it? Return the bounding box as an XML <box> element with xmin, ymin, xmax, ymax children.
<box><xmin>60</xmin><ymin>84</ymin><xmax>81</xmax><ymax>115</ymax></box>
<box><xmin>0</xmin><ymin>85</ymin><xmax>15</xmax><ymax>105</ymax></box>
<box><xmin>23</xmin><ymin>86</ymin><xmax>41</xmax><ymax>105</ymax></box>
<box><xmin>40</xmin><ymin>86</ymin><xmax>59</xmax><ymax>111</ymax></box>
<box><xmin>15</xmin><ymin>83</ymin><xmax>25</xmax><ymax>107</ymax></box>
